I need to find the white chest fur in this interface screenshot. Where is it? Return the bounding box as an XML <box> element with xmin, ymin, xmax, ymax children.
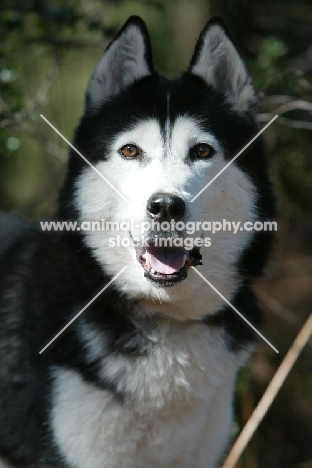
<box><xmin>51</xmin><ymin>322</ymin><xmax>249</xmax><ymax>468</ymax></box>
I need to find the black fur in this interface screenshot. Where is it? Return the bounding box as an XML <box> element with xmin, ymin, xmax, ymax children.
<box><xmin>0</xmin><ymin>16</ymin><xmax>275</xmax><ymax>467</ymax></box>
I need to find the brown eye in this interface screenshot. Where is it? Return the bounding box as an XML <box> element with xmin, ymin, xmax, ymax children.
<box><xmin>194</xmin><ymin>143</ymin><xmax>212</xmax><ymax>159</ymax></box>
<box><xmin>120</xmin><ymin>144</ymin><xmax>140</xmax><ymax>159</ymax></box>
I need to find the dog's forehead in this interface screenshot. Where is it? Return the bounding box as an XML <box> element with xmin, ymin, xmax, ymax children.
<box><xmin>111</xmin><ymin>116</ymin><xmax>221</xmax><ymax>154</ymax></box>
<box><xmin>92</xmin><ymin>74</ymin><xmax>230</xmax><ymax>136</ymax></box>
<box><xmin>103</xmin><ymin>75</ymin><xmax>231</xmax><ymax>150</ymax></box>
<box><xmin>78</xmin><ymin>73</ymin><xmax>258</xmax><ymax>169</ymax></box>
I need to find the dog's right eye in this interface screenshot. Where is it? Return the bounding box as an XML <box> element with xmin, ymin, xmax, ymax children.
<box><xmin>120</xmin><ymin>144</ymin><xmax>140</xmax><ymax>159</ymax></box>
<box><xmin>193</xmin><ymin>143</ymin><xmax>213</xmax><ymax>159</ymax></box>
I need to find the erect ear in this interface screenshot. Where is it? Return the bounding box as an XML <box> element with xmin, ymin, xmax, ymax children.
<box><xmin>85</xmin><ymin>16</ymin><xmax>153</xmax><ymax>113</ymax></box>
<box><xmin>188</xmin><ymin>17</ymin><xmax>256</xmax><ymax>112</ymax></box>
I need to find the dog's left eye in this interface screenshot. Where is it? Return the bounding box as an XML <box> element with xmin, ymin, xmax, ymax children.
<box><xmin>193</xmin><ymin>143</ymin><xmax>213</xmax><ymax>159</ymax></box>
<box><xmin>120</xmin><ymin>144</ymin><xmax>140</xmax><ymax>159</ymax></box>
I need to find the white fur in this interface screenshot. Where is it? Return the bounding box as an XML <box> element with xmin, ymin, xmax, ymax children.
<box><xmin>52</xmin><ymin>320</ymin><xmax>251</xmax><ymax>468</ymax></box>
<box><xmin>86</xmin><ymin>24</ymin><xmax>150</xmax><ymax>112</ymax></box>
<box><xmin>51</xmin><ymin>21</ymin><xmax>259</xmax><ymax>468</ymax></box>
<box><xmin>190</xmin><ymin>25</ymin><xmax>256</xmax><ymax>111</ymax></box>
<box><xmin>75</xmin><ymin>116</ymin><xmax>257</xmax><ymax>320</ymax></box>
<box><xmin>1</xmin><ymin>19</ymin><xmax>262</xmax><ymax>468</ymax></box>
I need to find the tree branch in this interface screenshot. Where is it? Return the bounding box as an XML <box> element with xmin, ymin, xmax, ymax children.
<box><xmin>0</xmin><ymin>58</ymin><xmax>58</xmax><ymax>128</ymax></box>
<box><xmin>258</xmin><ymin>113</ymin><xmax>312</xmax><ymax>130</ymax></box>
<box><xmin>221</xmin><ymin>313</ymin><xmax>312</xmax><ymax>468</ymax></box>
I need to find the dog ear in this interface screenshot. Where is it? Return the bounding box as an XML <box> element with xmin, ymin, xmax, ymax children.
<box><xmin>85</xmin><ymin>16</ymin><xmax>153</xmax><ymax>113</ymax></box>
<box><xmin>188</xmin><ymin>17</ymin><xmax>256</xmax><ymax>112</ymax></box>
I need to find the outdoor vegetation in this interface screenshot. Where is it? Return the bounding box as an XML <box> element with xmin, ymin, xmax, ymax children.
<box><xmin>1</xmin><ymin>1</ymin><xmax>312</xmax><ymax>467</ymax></box>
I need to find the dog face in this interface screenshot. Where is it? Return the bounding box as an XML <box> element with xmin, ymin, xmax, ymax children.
<box><xmin>62</xmin><ymin>17</ymin><xmax>273</xmax><ymax>319</ymax></box>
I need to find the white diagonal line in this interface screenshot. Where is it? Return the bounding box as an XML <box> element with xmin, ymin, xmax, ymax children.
<box><xmin>39</xmin><ymin>266</ymin><xmax>128</xmax><ymax>354</ymax></box>
<box><xmin>190</xmin><ymin>115</ymin><xmax>279</xmax><ymax>202</ymax></box>
<box><xmin>40</xmin><ymin>114</ymin><xmax>128</xmax><ymax>202</ymax></box>
<box><xmin>191</xmin><ymin>266</ymin><xmax>279</xmax><ymax>353</ymax></box>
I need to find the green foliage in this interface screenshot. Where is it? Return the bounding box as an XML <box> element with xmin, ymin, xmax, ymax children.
<box><xmin>1</xmin><ymin>3</ymin><xmax>312</xmax><ymax>467</ymax></box>
<box><xmin>0</xmin><ymin>0</ymin><xmax>168</xmax><ymax>210</ymax></box>
<box><xmin>246</xmin><ymin>35</ymin><xmax>312</xmax><ymax>226</ymax></box>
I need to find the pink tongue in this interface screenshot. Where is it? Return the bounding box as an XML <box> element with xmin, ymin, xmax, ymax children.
<box><xmin>145</xmin><ymin>247</ymin><xmax>186</xmax><ymax>275</ymax></box>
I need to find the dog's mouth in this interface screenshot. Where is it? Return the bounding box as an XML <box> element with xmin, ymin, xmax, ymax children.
<box><xmin>136</xmin><ymin>244</ymin><xmax>202</xmax><ymax>287</ymax></box>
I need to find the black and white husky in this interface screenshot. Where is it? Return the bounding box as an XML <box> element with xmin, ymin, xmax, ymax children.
<box><xmin>0</xmin><ymin>16</ymin><xmax>275</xmax><ymax>468</ymax></box>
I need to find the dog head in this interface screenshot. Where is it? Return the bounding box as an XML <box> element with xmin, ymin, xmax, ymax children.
<box><xmin>61</xmin><ymin>17</ymin><xmax>274</xmax><ymax>319</ymax></box>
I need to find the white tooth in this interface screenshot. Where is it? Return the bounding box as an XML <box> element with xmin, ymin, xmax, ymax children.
<box><xmin>146</xmin><ymin>255</ymin><xmax>151</xmax><ymax>268</ymax></box>
<box><xmin>151</xmin><ymin>268</ymin><xmax>156</xmax><ymax>274</ymax></box>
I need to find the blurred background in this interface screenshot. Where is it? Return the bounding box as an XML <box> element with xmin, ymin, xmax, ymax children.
<box><xmin>0</xmin><ymin>0</ymin><xmax>312</xmax><ymax>467</ymax></box>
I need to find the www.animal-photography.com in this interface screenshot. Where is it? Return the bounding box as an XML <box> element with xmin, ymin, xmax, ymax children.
<box><xmin>0</xmin><ymin>1</ymin><xmax>312</xmax><ymax>467</ymax></box>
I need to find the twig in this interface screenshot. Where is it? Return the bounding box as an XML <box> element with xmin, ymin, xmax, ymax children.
<box><xmin>258</xmin><ymin>113</ymin><xmax>312</xmax><ymax>130</ymax></box>
<box><xmin>0</xmin><ymin>58</ymin><xmax>58</xmax><ymax>128</ymax></box>
<box><xmin>221</xmin><ymin>313</ymin><xmax>312</xmax><ymax>468</ymax></box>
<box><xmin>256</xmin><ymin>290</ymin><xmax>312</xmax><ymax>349</ymax></box>
<box><xmin>258</xmin><ymin>98</ymin><xmax>312</xmax><ymax>128</ymax></box>
<box><xmin>37</xmin><ymin>0</ymin><xmax>110</xmax><ymax>50</ymax></box>
<box><xmin>259</xmin><ymin>95</ymin><xmax>293</xmax><ymax>106</ymax></box>
<box><xmin>275</xmin><ymin>99</ymin><xmax>312</xmax><ymax>114</ymax></box>
<box><xmin>36</xmin><ymin>37</ymin><xmax>109</xmax><ymax>49</ymax></box>
<box><xmin>259</xmin><ymin>68</ymin><xmax>295</xmax><ymax>94</ymax></box>
<box><xmin>276</xmin><ymin>116</ymin><xmax>312</xmax><ymax>130</ymax></box>
<box><xmin>298</xmin><ymin>76</ymin><xmax>312</xmax><ymax>91</ymax></box>
<box><xmin>44</xmin><ymin>141</ymin><xmax>68</xmax><ymax>162</ymax></box>
<box><xmin>257</xmin><ymin>290</ymin><xmax>299</xmax><ymax>325</ymax></box>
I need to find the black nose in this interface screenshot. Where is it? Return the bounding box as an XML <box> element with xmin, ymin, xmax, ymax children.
<box><xmin>146</xmin><ymin>193</ymin><xmax>186</xmax><ymax>220</ymax></box>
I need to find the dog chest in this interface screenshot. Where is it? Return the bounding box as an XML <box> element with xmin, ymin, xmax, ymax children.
<box><xmin>51</xmin><ymin>323</ymin><xmax>245</xmax><ymax>468</ymax></box>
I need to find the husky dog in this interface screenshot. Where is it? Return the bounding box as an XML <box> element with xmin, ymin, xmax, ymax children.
<box><xmin>0</xmin><ymin>16</ymin><xmax>275</xmax><ymax>468</ymax></box>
